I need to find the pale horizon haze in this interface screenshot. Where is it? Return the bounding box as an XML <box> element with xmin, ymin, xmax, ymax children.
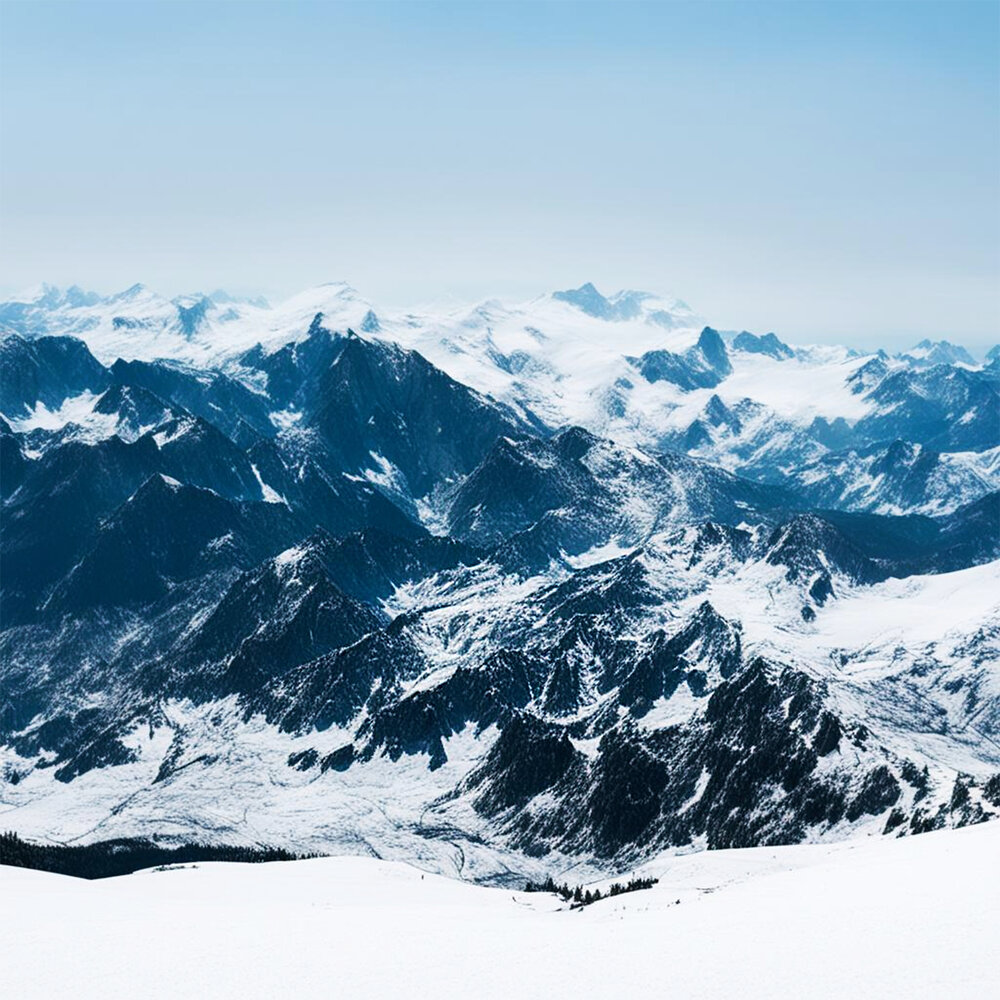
<box><xmin>1</xmin><ymin>0</ymin><xmax>997</xmax><ymax>352</ymax></box>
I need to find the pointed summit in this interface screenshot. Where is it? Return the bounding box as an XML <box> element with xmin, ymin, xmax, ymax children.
<box><xmin>897</xmin><ymin>340</ymin><xmax>976</xmax><ymax>367</ymax></box>
<box><xmin>360</xmin><ymin>309</ymin><xmax>381</xmax><ymax>333</ymax></box>
<box><xmin>110</xmin><ymin>283</ymin><xmax>150</xmax><ymax>302</ymax></box>
<box><xmin>552</xmin><ymin>282</ymin><xmax>612</xmax><ymax>319</ymax></box>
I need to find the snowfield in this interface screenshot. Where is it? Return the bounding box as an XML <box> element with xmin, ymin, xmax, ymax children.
<box><xmin>2</xmin><ymin>820</ymin><xmax>997</xmax><ymax>999</ymax></box>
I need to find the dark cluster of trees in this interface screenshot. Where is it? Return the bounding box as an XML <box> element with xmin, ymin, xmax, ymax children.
<box><xmin>523</xmin><ymin>874</ymin><xmax>658</xmax><ymax>906</ymax></box>
<box><xmin>0</xmin><ymin>831</ymin><xmax>312</xmax><ymax>880</ymax></box>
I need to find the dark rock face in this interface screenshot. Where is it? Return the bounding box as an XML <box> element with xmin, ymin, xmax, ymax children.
<box><xmin>246</xmin><ymin>630</ymin><xmax>426</xmax><ymax>734</ymax></box>
<box><xmin>808</xmin><ymin>415</ymin><xmax>856</xmax><ymax>450</ymax></box>
<box><xmin>0</xmin><ymin>334</ymin><xmax>108</xmax><ymax>416</ymax></box>
<box><xmin>308</xmin><ymin>337</ymin><xmax>522</xmax><ymax>496</ymax></box>
<box><xmin>2</xmin><ymin>435</ymin><xmax>167</xmax><ymax>622</ymax></box>
<box><xmin>92</xmin><ymin>383</ymin><xmax>177</xmax><ymax>436</ymax></box>
<box><xmin>109</xmin><ymin>358</ymin><xmax>276</xmax><ymax>441</ymax></box>
<box><xmin>0</xmin><ymin>421</ymin><xmax>28</xmax><ymax>499</ymax></box>
<box><xmin>447</xmin><ymin>426</ymin><xmax>795</xmax><ymax>564</ymax></box>
<box><xmin>44</xmin><ymin>476</ymin><xmax>300</xmax><ymax>615</ymax></box>
<box><xmin>813</xmin><ymin>494</ymin><xmax>1000</xmax><ymax>576</ymax></box>
<box><xmin>854</xmin><ymin>366</ymin><xmax>998</xmax><ymax>452</ymax></box>
<box><xmin>174</xmin><ymin>545</ymin><xmax>386</xmax><ymax>696</ymax></box>
<box><xmin>463</xmin><ymin>713</ymin><xmax>584</xmax><ymax>815</ymax></box>
<box><xmin>765</xmin><ymin>514</ymin><xmax>884</xmax><ymax>585</ymax></box>
<box><xmin>361</xmin><ymin>652</ymin><xmax>546</xmax><ymax>771</ymax></box>
<box><xmin>459</xmin><ymin>660</ymin><xmax>912</xmax><ymax>861</ymax></box>
<box><xmin>619</xmin><ymin>603</ymin><xmax>742</xmax><ymax>714</ymax></box>
<box><xmin>242</xmin><ymin>440</ymin><xmax>423</xmax><ymax>542</ymax></box>
<box><xmin>848</xmin><ymin>356</ymin><xmax>891</xmax><ymax>395</ymax></box>
<box><xmin>696</xmin><ymin>327</ymin><xmax>733</xmax><ymax>377</ymax></box>
<box><xmin>240</xmin><ymin>328</ymin><xmax>525</xmax><ymax>499</ymax></box>
<box><xmin>629</xmin><ymin>328</ymin><xmax>732</xmax><ymax>391</ymax></box>
<box><xmin>446</xmin><ymin>432</ymin><xmax>596</xmax><ymax>547</ymax></box>
<box><xmin>733</xmin><ymin>331</ymin><xmax>794</xmax><ymax>360</ymax></box>
<box><xmin>321</xmin><ymin>744</ymin><xmax>356</xmax><ymax>772</ymax></box>
<box><xmin>175</xmin><ymin>297</ymin><xmax>212</xmax><ymax>337</ymax></box>
<box><xmin>148</xmin><ymin>417</ymin><xmax>265</xmax><ymax>501</ymax></box>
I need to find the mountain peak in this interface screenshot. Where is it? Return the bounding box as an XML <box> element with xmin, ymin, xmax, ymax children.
<box><xmin>551</xmin><ymin>282</ymin><xmax>613</xmax><ymax>318</ymax></box>
<box><xmin>732</xmin><ymin>330</ymin><xmax>794</xmax><ymax>360</ymax></box>
<box><xmin>898</xmin><ymin>339</ymin><xmax>976</xmax><ymax>367</ymax></box>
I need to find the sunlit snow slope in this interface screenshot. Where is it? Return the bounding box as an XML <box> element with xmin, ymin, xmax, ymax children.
<box><xmin>2</xmin><ymin>820</ymin><xmax>997</xmax><ymax>1000</ymax></box>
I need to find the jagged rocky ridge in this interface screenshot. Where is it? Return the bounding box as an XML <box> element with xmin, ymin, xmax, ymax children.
<box><xmin>1</xmin><ymin>289</ymin><xmax>999</xmax><ymax>883</ymax></box>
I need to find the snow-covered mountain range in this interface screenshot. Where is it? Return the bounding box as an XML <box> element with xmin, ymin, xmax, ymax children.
<box><xmin>1</xmin><ymin>280</ymin><xmax>999</xmax><ymax>882</ymax></box>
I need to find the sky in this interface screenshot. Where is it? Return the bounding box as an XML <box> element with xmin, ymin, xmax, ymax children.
<box><xmin>1</xmin><ymin>0</ymin><xmax>998</xmax><ymax>351</ymax></box>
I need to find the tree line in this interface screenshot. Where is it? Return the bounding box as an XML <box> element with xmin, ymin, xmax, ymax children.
<box><xmin>523</xmin><ymin>874</ymin><xmax>658</xmax><ymax>906</ymax></box>
<box><xmin>0</xmin><ymin>831</ymin><xmax>314</xmax><ymax>880</ymax></box>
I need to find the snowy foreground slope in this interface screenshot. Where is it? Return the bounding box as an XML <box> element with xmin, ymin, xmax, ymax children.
<box><xmin>3</xmin><ymin>821</ymin><xmax>998</xmax><ymax>1000</ymax></box>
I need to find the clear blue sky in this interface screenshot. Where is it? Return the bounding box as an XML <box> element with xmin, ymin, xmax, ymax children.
<box><xmin>1</xmin><ymin>1</ymin><xmax>997</xmax><ymax>350</ymax></box>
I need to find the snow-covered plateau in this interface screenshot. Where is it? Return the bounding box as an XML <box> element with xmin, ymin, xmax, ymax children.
<box><xmin>3</xmin><ymin>820</ymin><xmax>998</xmax><ymax>1000</ymax></box>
